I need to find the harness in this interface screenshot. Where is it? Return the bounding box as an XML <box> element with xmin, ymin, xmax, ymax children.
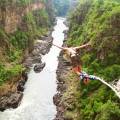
<box><xmin>79</xmin><ymin>71</ymin><xmax>98</xmax><ymax>84</ymax></box>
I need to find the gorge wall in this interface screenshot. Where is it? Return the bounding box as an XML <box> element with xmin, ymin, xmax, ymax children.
<box><xmin>0</xmin><ymin>2</ymin><xmax>45</xmax><ymax>34</ymax></box>
<box><xmin>57</xmin><ymin>0</ymin><xmax>120</xmax><ymax>120</ymax></box>
<box><xmin>0</xmin><ymin>0</ymin><xmax>54</xmax><ymax>104</ymax></box>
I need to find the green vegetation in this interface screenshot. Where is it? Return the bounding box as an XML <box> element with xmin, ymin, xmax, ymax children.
<box><xmin>17</xmin><ymin>0</ymin><xmax>32</xmax><ymax>6</ymax></box>
<box><xmin>53</xmin><ymin>0</ymin><xmax>70</xmax><ymax>16</ymax></box>
<box><xmin>9</xmin><ymin>31</ymin><xmax>28</xmax><ymax>50</ymax></box>
<box><xmin>0</xmin><ymin>64</ymin><xmax>24</xmax><ymax>85</ymax></box>
<box><xmin>0</xmin><ymin>0</ymin><xmax>53</xmax><ymax>86</ymax></box>
<box><xmin>18</xmin><ymin>0</ymin><xmax>45</xmax><ymax>6</ymax></box>
<box><xmin>67</xmin><ymin>0</ymin><xmax>120</xmax><ymax>80</ymax></box>
<box><xmin>0</xmin><ymin>0</ymin><xmax>31</xmax><ymax>7</ymax></box>
<box><xmin>64</xmin><ymin>0</ymin><xmax>120</xmax><ymax>119</ymax></box>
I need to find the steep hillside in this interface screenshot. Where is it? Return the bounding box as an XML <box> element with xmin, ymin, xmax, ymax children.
<box><xmin>0</xmin><ymin>0</ymin><xmax>54</xmax><ymax>95</ymax></box>
<box><xmin>61</xmin><ymin>0</ymin><xmax>120</xmax><ymax>119</ymax></box>
<box><xmin>68</xmin><ymin>0</ymin><xmax>120</xmax><ymax>81</ymax></box>
<box><xmin>53</xmin><ymin>0</ymin><xmax>70</xmax><ymax>16</ymax></box>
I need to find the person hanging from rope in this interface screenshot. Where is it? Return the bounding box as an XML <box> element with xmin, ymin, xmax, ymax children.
<box><xmin>53</xmin><ymin>42</ymin><xmax>98</xmax><ymax>84</ymax></box>
<box><xmin>53</xmin><ymin>42</ymin><xmax>90</xmax><ymax>71</ymax></box>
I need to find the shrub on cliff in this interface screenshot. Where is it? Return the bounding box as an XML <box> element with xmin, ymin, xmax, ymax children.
<box><xmin>0</xmin><ymin>64</ymin><xmax>24</xmax><ymax>85</ymax></box>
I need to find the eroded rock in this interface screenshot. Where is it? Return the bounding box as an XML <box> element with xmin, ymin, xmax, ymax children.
<box><xmin>0</xmin><ymin>92</ymin><xmax>23</xmax><ymax>111</ymax></box>
<box><xmin>17</xmin><ymin>80</ymin><xmax>26</xmax><ymax>92</ymax></box>
<box><xmin>34</xmin><ymin>62</ymin><xmax>46</xmax><ymax>73</ymax></box>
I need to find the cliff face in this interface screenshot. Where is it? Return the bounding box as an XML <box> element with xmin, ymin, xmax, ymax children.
<box><xmin>0</xmin><ymin>0</ymin><xmax>54</xmax><ymax>57</ymax></box>
<box><xmin>0</xmin><ymin>3</ymin><xmax>44</xmax><ymax>33</ymax></box>
<box><xmin>0</xmin><ymin>2</ymin><xmax>45</xmax><ymax>33</ymax></box>
<box><xmin>61</xmin><ymin>0</ymin><xmax>120</xmax><ymax>119</ymax></box>
<box><xmin>0</xmin><ymin>0</ymin><xmax>54</xmax><ymax>111</ymax></box>
<box><xmin>0</xmin><ymin>0</ymin><xmax>54</xmax><ymax>96</ymax></box>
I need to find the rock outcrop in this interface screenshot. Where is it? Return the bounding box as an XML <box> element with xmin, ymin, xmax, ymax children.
<box><xmin>0</xmin><ymin>1</ymin><xmax>44</xmax><ymax>33</ymax></box>
<box><xmin>34</xmin><ymin>62</ymin><xmax>46</xmax><ymax>73</ymax></box>
<box><xmin>0</xmin><ymin>92</ymin><xmax>23</xmax><ymax>111</ymax></box>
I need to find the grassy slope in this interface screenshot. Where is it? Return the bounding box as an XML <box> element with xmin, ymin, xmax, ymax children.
<box><xmin>64</xmin><ymin>0</ymin><xmax>120</xmax><ymax>119</ymax></box>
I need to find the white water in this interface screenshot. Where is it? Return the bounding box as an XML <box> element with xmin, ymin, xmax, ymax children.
<box><xmin>0</xmin><ymin>18</ymin><xmax>68</xmax><ymax>120</ymax></box>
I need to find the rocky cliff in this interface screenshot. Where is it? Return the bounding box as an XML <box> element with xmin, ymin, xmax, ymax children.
<box><xmin>55</xmin><ymin>0</ymin><xmax>120</xmax><ymax>119</ymax></box>
<box><xmin>0</xmin><ymin>2</ymin><xmax>45</xmax><ymax>33</ymax></box>
<box><xmin>0</xmin><ymin>0</ymin><xmax>54</xmax><ymax>111</ymax></box>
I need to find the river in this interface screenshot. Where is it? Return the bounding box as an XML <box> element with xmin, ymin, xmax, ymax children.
<box><xmin>0</xmin><ymin>18</ymin><xmax>68</xmax><ymax>120</ymax></box>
